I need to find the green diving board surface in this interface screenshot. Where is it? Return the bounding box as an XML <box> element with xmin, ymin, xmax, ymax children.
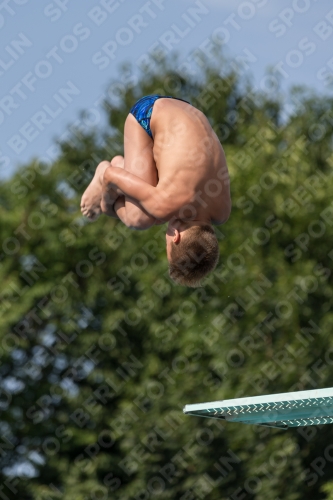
<box><xmin>183</xmin><ymin>387</ymin><xmax>333</xmax><ymax>429</ymax></box>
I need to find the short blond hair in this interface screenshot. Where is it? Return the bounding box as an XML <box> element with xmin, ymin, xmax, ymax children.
<box><xmin>168</xmin><ymin>224</ymin><xmax>219</xmax><ymax>287</ymax></box>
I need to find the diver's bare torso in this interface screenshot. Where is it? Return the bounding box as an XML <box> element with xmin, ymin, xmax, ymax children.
<box><xmin>148</xmin><ymin>98</ymin><xmax>231</xmax><ymax>224</ymax></box>
<box><xmin>81</xmin><ymin>97</ymin><xmax>231</xmax><ymax>228</ymax></box>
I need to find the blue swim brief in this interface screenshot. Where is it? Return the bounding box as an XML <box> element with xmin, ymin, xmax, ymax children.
<box><xmin>129</xmin><ymin>95</ymin><xmax>190</xmax><ymax>139</ymax></box>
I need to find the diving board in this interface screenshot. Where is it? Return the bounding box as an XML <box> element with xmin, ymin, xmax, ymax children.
<box><xmin>183</xmin><ymin>387</ymin><xmax>333</xmax><ymax>429</ymax></box>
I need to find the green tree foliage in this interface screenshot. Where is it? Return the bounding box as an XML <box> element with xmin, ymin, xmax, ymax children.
<box><xmin>0</xmin><ymin>56</ymin><xmax>333</xmax><ymax>500</ymax></box>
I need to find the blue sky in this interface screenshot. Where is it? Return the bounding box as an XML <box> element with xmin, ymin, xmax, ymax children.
<box><xmin>1</xmin><ymin>0</ymin><xmax>333</xmax><ymax>179</ymax></box>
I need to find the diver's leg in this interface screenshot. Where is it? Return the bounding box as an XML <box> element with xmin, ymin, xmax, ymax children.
<box><xmin>102</xmin><ymin>114</ymin><xmax>159</xmax><ymax>229</ymax></box>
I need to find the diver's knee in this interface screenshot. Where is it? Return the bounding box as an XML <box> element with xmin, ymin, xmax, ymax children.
<box><xmin>128</xmin><ymin>211</ymin><xmax>155</xmax><ymax>230</ymax></box>
<box><xmin>111</xmin><ymin>155</ymin><xmax>124</xmax><ymax>168</ymax></box>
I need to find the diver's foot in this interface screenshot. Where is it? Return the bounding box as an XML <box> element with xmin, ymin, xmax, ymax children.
<box><xmin>80</xmin><ymin>161</ymin><xmax>110</xmax><ymax>220</ymax></box>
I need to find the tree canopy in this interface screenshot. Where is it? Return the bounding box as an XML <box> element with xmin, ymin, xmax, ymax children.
<box><xmin>1</xmin><ymin>54</ymin><xmax>333</xmax><ymax>500</ymax></box>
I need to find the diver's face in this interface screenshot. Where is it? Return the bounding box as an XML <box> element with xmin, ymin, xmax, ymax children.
<box><xmin>165</xmin><ymin>226</ymin><xmax>174</xmax><ymax>260</ymax></box>
<box><xmin>165</xmin><ymin>222</ymin><xmax>180</xmax><ymax>260</ymax></box>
